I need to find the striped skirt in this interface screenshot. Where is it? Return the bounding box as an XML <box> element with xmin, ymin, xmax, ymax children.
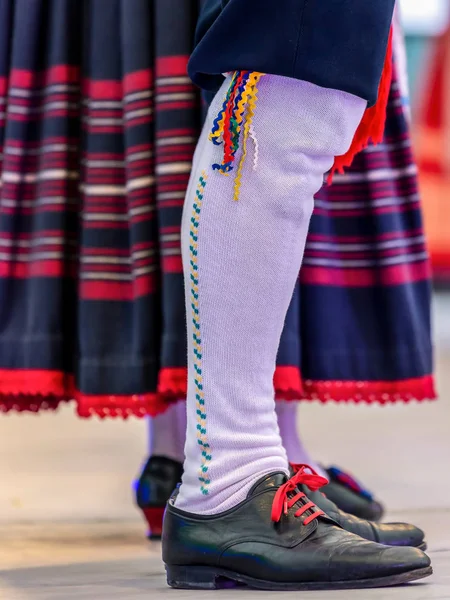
<box><xmin>0</xmin><ymin>0</ymin><xmax>435</xmax><ymax>417</ymax></box>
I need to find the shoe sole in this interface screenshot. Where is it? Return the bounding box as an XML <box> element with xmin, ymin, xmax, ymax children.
<box><xmin>165</xmin><ymin>565</ymin><xmax>432</xmax><ymax>591</ymax></box>
<box><xmin>160</xmin><ymin>540</ymin><xmax>428</xmax><ymax>549</ymax></box>
<box><xmin>154</xmin><ymin>540</ymin><xmax>429</xmax><ymax>549</ymax></box>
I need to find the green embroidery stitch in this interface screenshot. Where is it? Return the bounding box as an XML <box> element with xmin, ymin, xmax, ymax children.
<box><xmin>190</xmin><ymin>172</ymin><xmax>211</xmax><ymax>495</ymax></box>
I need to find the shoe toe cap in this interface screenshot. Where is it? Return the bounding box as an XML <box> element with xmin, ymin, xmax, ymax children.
<box><xmin>378</xmin><ymin>545</ymin><xmax>431</xmax><ymax>577</ymax></box>
<box><xmin>328</xmin><ymin>528</ymin><xmax>430</xmax><ymax>582</ymax></box>
<box><xmin>376</xmin><ymin>522</ymin><xmax>425</xmax><ymax>548</ymax></box>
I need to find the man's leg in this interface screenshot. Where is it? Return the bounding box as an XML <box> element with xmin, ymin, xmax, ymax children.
<box><xmin>162</xmin><ymin>75</ymin><xmax>430</xmax><ymax>590</ymax></box>
<box><xmin>175</xmin><ymin>74</ymin><xmax>365</xmax><ymax>514</ymax></box>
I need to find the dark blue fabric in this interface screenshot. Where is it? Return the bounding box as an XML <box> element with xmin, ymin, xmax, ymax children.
<box><xmin>189</xmin><ymin>0</ymin><xmax>395</xmax><ymax>106</ymax></box>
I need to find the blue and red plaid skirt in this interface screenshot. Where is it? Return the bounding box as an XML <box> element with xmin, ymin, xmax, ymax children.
<box><xmin>0</xmin><ymin>0</ymin><xmax>435</xmax><ymax>418</ymax></box>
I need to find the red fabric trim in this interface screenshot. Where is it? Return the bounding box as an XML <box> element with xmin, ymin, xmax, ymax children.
<box><xmin>11</xmin><ymin>66</ymin><xmax>80</xmax><ymax>88</ymax></box>
<box><xmin>157</xmin><ymin>366</ymin><xmax>305</xmax><ymax>402</ymax></box>
<box><xmin>0</xmin><ymin>261</ymin><xmax>76</xmax><ymax>278</ymax></box>
<box><xmin>79</xmin><ymin>277</ymin><xmax>156</xmax><ymax>301</ymax></box>
<box><xmin>0</xmin><ymin>396</ymin><xmax>65</xmax><ymax>414</ymax></box>
<box><xmin>300</xmin><ymin>261</ymin><xmax>431</xmax><ymax>287</ymax></box>
<box><xmin>162</xmin><ymin>256</ymin><xmax>183</xmax><ymax>273</ymax></box>
<box><xmin>0</xmin><ymin>369</ymin><xmax>436</xmax><ymax>418</ymax></box>
<box><xmin>0</xmin><ymin>369</ymin><xmax>72</xmax><ymax>398</ymax></box>
<box><xmin>0</xmin><ymin>369</ymin><xmax>170</xmax><ymax>418</ymax></box>
<box><xmin>329</xmin><ymin>28</ymin><xmax>393</xmax><ymax>182</ymax></box>
<box><xmin>156</xmin><ymin>56</ymin><xmax>189</xmax><ymax>78</ymax></box>
<box><xmin>158</xmin><ymin>367</ymin><xmax>187</xmax><ymax>399</ymax></box>
<box><xmin>155</xmin><ymin>367</ymin><xmax>437</xmax><ymax>405</ymax></box>
<box><xmin>274</xmin><ymin>366</ymin><xmax>304</xmax><ymax>401</ymax></box>
<box><xmin>0</xmin><ymin>369</ymin><xmax>70</xmax><ymax>414</ymax></box>
<box><xmin>123</xmin><ymin>69</ymin><xmax>153</xmax><ymax>94</ymax></box>
<box><xmin>82</xmin><ymin>69</ymin><xmax>154</xmax><ymax>100</ymax></box>
<box><xmin>74</xmin><ymin>391</ymin><xmax>171</xmax><ymax>420</ymax></box>
<box><xmin>302</xmin><ymin>376</ymin><xmax>437</xmax><ymax>404</ymax></box>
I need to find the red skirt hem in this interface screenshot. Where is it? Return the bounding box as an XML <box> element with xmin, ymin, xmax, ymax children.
<box><xmin>0</xmin><ymin>367</ymin><xmax>437</xmax><ymax>417</ymax></box>
<box><xmin>0</xmin><ymin>369</ymin><xmax>171</xmax><ymax>418</ymax></box>
<box><xmin>158</xmin><ymin>367</ymin><xmax>187</xmax><ymax>399</ymax></box>
<box><xmin>302</xmin><ymin>375</ymin><xmax>437</xmax><ymax>404</ymax></box>
<box><xmin>158</xmin><ymin>367</ymin><xmax>437</xmax><ymax>405</ymax></box>
<box><xmin>74</xmin><ymin>393</ymin><xmax>171</xmax><ymax>419</ymax></box>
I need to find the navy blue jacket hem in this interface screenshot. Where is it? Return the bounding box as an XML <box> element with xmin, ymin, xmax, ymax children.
<box><xmin>189</xmin><ymin>0</ymin><xmax>395</xmax><ymax>106</ymax></box>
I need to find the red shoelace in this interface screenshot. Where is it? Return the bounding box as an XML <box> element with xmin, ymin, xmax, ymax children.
<box><xmin>271</xmin><ymin>464</ymin><xmax>329</xmax><ymax>526</ymax></box>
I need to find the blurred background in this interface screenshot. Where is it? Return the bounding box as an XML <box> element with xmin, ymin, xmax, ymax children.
<box><xmin>400</xmin><ymin>0</ymin><xmax>450</xmax><ymax>280</ymax></box>
<box><xmin>0</xmin><ymin>1</ymin><xmax>450</xmax><ymax>589</ymax></box>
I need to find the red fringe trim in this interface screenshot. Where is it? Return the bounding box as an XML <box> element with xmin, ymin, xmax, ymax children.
<box><xmin>155</xmin><ymin>367</ymin><xmax>437</xmax><ymax>406</ymax></box>
<box><xmin>273</xmin><ymin>366</ymin><xmax>304</xmax><ymax>401</ymax></box>
<box><xmin>0</xmin><ymin>367</ymin><xmax>437</xmax><ymax>418</ymax></box>
<box><xmin>0</xmin><ymin>395</ymin><xmax>64</xmax><ymax>414</ymax></box>
<box><xmin>0</xmin><ymin>369</ymin><xmax>171</xmax><ymax>419</ymax></box>
<box><xmin>0</xmin><ymin>370</ymin><xmax>70</xmax><ymax>414</ymax></box>
<box><xmin>302</xmin><ymin>375</ymin><xmax>437</xmax><ymax>404</ymax></box>
<box><xmin>0</xmin><ymin>369</ymin><xmax>72</xmax><ymax>398</ymax></box>
<box><xmin>158</xmin><ymin>367</ymin><xmax>187</xmax><ymax>399</ymax></box>
<box><xmin>74</xmin><ymin>392</ymin><xmax>171</xmax><ymax>420</ymax></box>
<box><xmin>328</xmin><ymin>28</ymin><xmax>393</xmax><ymax>183</ymax></box>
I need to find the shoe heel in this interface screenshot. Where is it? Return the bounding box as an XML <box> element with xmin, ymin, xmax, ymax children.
<box><xmin>166</xmin><ymin>564</ymin><xmax>219</xmax><ymax>590</ymax></box>
<box><xmin>142</xmin><ymin>507</ymin><xmax>165</xmax><ymax>540</ymax></box>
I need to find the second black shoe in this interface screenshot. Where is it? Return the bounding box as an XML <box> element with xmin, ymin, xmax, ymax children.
<box><xmin>321</xmin><ymin>465</ymin><xmax>385</xmax><ymax>521</ymax></box>
<box><xmin>134</xmin><ymin>456</ymin><xmax>183</xmax><ymax>539</ymax></box>
<box><xmin>163</xmin><ymin>469</ymin><xmax>432</xmax><ymax>591</ymax></box>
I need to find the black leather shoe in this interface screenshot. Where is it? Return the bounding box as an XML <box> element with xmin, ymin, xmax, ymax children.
<box><xmin>290</xmin><ymin>464</ymin><xmax>426</xmax><ymax>550</ymax></box>
<box><xmin>134</xmin><ymin>456</ymin><xmax>183</xmax><ymax>539</ymax></box>
<box><xmin>322</xmin><ymin>465</ymin><xmax>385</xmax><ymax>521</ymax></box>
<box><xmin>136</xmin><ymin>457</ymin><xmax>424</xmax><ymax>549</ymax></box>
<box><xmin>162</xmin><ymin>469</ymin><xmax>431</xmax><ymax>591</ymax></box>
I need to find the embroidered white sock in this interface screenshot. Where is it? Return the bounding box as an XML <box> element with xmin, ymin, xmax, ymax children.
<box><xmin>275</xmin><ymin>401</ymin><xmax>327</xmax><ymax>478</ymax></box>
<box><xmin>176</xmin><ymin>74</ymin><xmax>366</xmax><ymax>515</ymax></box>
<box><xmin>148</xmin><ymin>402</ymin><xmax>187</xmax><ymax>464</ymax></box>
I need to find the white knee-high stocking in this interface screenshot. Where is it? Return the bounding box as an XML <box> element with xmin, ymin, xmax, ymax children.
<box><xmin>176</xmin><ymin>74</ymin><xmax>366</xmax><ymax>514</ymax></box>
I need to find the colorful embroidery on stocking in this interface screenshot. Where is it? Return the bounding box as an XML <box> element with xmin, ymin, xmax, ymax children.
<box><xmin>209</xmin><ymin>71</ymin><xmax>264</xmax><ymax>200</ymax></box>
<box><xmin>249</xmin><ymin>123</ymin><xmax>259</xmax><ymax>170</ymax></box>
<box><xmin>190</xmin><ymin>172</ymin><xmax>211</xmax><ymax>494</ymax></box>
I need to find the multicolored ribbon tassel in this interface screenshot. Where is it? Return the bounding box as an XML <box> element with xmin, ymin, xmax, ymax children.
<box><xmin>209</xmin><ymin>71</ymin><xmax>264</xmax><ymax>201</ymax></box>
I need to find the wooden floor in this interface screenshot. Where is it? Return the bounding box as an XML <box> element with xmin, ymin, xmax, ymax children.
<box><xmin>1</xmin><ymin>294</ymin><xmax>450</xmax><ymax>599</ymax></box>
<box><xmin>0</xmin><ymin>517</ymin><xmax>449</xmax><ymax>599</ymax></box>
